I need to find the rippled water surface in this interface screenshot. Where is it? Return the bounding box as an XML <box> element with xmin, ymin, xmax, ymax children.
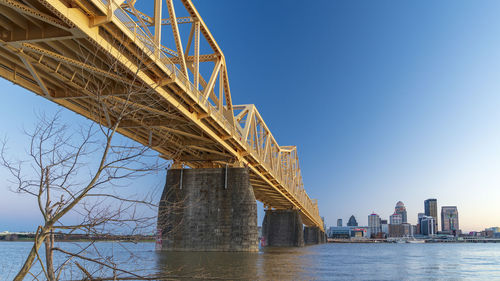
<box><xmin>1</xmin><ymin>241</ymin><xmax>500</xmax><ymax>280</ymax></box>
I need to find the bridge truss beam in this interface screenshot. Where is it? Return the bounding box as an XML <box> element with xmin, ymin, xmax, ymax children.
<box><xmin>0</xmin><ymin>0</ymin><xmax>323</xmax><ymax>231</ymax></box>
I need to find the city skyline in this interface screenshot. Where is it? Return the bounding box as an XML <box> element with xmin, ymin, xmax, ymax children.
<box><xmin>328</xmin><ymin>198</ymin><xmax>498</xmax><ymax>239</ymax></box>
<box><xmin>332</xmin><ymin>199</ymin><xmax>477</xmax><ymax>233</ymax></box>
<box><xmin>1</xmin><ymin>0</ymin><xmax>500</xmax><ymax>232</ymax></box>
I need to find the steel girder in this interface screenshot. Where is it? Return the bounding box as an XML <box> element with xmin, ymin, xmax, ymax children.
<box><xmin>0</xmin><ymin>0</ymin><xmax>323</xmax><ymax>230</ymax></box>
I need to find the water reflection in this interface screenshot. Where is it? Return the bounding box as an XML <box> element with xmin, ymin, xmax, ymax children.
<box><xmin>259</xmin><ymin>247</ymin><xmax>317</xmax><ymax>280</ymax></box>
<box><xmin>154</xmin><ymin>243</ymin><xmax>500</xmax><ymax>280</ymax></box>
<box><xmin>3</xmin><ymin>242</ymin><xmax>500</xmax><ymax>280</ymax></box>
<box><xmin>155</xmin><ymin>246</ymin><xmax>319</xmax><ymax>280</ymax></box>
<box><xmin>156</xmin><ymin>251</ymin><xmax>259</xmax><ymax>279</ymax></box>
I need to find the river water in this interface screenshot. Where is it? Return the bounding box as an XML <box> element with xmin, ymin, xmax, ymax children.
<box><xmin>1</xmin><ymin>241</ymin><xmax>500</xmax><ymax>280</ymax></box>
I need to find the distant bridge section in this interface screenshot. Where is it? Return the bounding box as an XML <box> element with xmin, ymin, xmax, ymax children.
<box><xmin>0</xmin><ymin>0</ymin><xmax>323</xmax><ymax>231</ymax></box>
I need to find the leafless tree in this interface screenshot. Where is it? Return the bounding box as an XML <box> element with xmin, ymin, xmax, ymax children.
<box><xmin>1</xmin><ymin>110</ymin><xmax>161</xmax><ymax>280</ymax></box>
<box><xmin>0</xmin><ymin>31</ymin><xmax>191</xmax><ymax>280</ymax></box>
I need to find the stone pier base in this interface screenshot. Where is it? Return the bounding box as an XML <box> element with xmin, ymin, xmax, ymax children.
<box><xmin>157</xmin><ymin>168</ymin><xmax>258</xmax><ymax>251</ymax></box>
<box><xmin>261</xmin><ymin>210</ymin><xmax>304</xmax><ymax>247</ymax></box>
<box><xmin>321</xmin><ymin>231</ymin><xmax>327</xmax><ymax>243</ymax></box>
<box><xmin>304</xmin><ymin>227</ymin><xmax>327</xmax><ymax>245</ymax></box>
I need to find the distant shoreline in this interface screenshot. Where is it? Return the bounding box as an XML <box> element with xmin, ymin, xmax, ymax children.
<box><xmin>0</xmin><ymin>233</ymin><xmax>156</xmax><ymax>243</ymax></box>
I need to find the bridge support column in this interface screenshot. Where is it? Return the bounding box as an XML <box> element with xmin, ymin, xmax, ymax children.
<box><xmin>261</xmin><ymin>210</ymin><xmax>304</xmax><ymax>247</ymax></box>
<box><xmin>157</xmin><ymin>167</ymin><xmax>258</xmax><ymax>252</ymax></box>
<box><xmin>304</xmin><ymin>227</ymin><xmax>327</xmax><ymax>245</ymax></box>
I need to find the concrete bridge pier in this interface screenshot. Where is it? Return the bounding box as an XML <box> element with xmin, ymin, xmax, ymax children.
<box><xmin>304</xmin><ymin>226</ymin><xmax>327</xmax><ymax>245</ymax></box>
<box><xmin>261</xmin><ymin>209</ymin><xmax>305</xmax><ymax>247</ymax></box>
<box><xmin>157</xmin><ymin>167</ymin><xmax>258</xmax><ymax>252</ymax></box>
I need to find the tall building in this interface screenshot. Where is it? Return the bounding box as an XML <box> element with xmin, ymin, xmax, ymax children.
<box><xmin>390</xmin><ymin>213</ymin><xmax>402</xmax><ymax>225</ymax></box>
<box><xmin>424</xmin><ymin>199</ymin><xmax>438</xmax><ymax>231</ymax></box>
<box><xmin>337</xmin><ymin>219</ymin><xmax>343</xmax><ymax>227</ymax></box>
<box><xmin>417</xmin><ymin>213</ymin><xmax>425</xmax><ymax>234</ymax></box>
<box><xmin>347</xmin><ymin>215</ymin><xmax>358</xmax><ymax>227</ymax></box>
<box><xmin>388</xmin><ymin>224</ymin><xmax>403</xmax><ymax>237</ymax></box>
<box><xmin>368</xmin><ymin>213</ymin><xmax>381</xmax><ymax>236</ymax></box>
<box><xmin>381</xmin><ymin>219</ymin><xmax>389</xmax><ymax>235</ymax></box>
<box><xmin>421</xmin><ymin>215</ymin><xmax>436</xmax><ymax>236</ymax></box>
<box><xmin>417</xmin><ymin>213</ymin><xmax>425</xmax><ymax>225</ymax></box>
<box><xmin>411</xmin><ymin>225</ymin><xmax>417</xmax><ymax>236</ymax></box>
<box><xmin>403</xmin><ymin>223</ymin><xmax>412</xmax><ymax>237</ymax></box>
<box><xmin>441</xmin><ymin>206</ymin><xmax>459</xmax><ymax>235</ymax></box>
<box><xmin>395</xmin><ymin>201</ymin><xmax>408</xmax><ymax>223</ymax></box>
<box><xmin>388</xmin><ymin>223</ymin><xmax>411</xmax><ymax>238</ymax></box>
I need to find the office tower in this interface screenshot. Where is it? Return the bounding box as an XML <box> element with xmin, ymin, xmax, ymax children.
<box><xmin>388</xmin><ymin>222</ymin><xmax>410</xmax><ymax>238</ymax></box>
<box><xmin>417</xmin><ymin>213</ymin><xmax>425</xmax><ymax>234</ymax></box>
<box><xmin>381</xmin><ymin>219</ymin><xmax>389</xmax><ymax>234</ymax></box>
<box><xmin>337</xmin><ymin>219</ymin><xmax>343</xmax><ymax>227</ymax></box>
<box><xmin>389</xmin><ymin>213</ymin><xmax>402</xmax><ymax>225</ymax></box>
<box><xmin>347</xmin><ymin>215</ymin><xmax>358</xmax><ymax>227</ymax></box>
<box><xmin>388</xmin><ymin>224</ymin><xmax>404</xmax><ymax>237</ymax></box>
<box><xmin>420</xmin><ymin>216</ymin><xmax>436</xmax><ymax>236</ymax></box>
<box><xmin>424</xmin><ymin>198</ymin><xmax>438</xmax><ymax>231</ymax></box>
<box><xmin>395</xmin><ymin>201</ymin><xmax>408</xmax><ymax>223</ymax></box>
<box><xmin>417</xmin><ymin>213</ymin><xmax>425</xmax><ymax>225</ymax></box>
<box><xmin>368</xmin><ymin>213</ymin><xmax>381</xmax><ymax>235</ymax></box>
<box><xmin>402</xmin><ymin>223</ymin><xmax>412</xmax><ymax>237</ymax></box>
<box><xmin>441</xmin><ymin>206</ymin><xmax>459</xmax><ymax>235</ymax></box>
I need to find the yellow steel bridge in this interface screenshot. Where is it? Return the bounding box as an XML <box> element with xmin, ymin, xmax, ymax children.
<box><xmin>0</xmin><ymin>0</ymin><xmax>323</xmax><ymax>230</ymax></box>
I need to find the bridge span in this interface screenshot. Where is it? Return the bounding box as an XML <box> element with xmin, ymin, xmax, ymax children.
<box><xmin>0</xmin><ymin>0</ymin><xmax>325</xmax><ymax>250</ymax></box>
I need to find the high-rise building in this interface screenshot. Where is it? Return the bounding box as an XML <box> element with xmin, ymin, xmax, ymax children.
<box><xmin>441</xmin><ymin>206</ymin><xmax>459</xmax><ymax>235</ymax></box>
<box><xmin>337</xmin><ymin>219</ymin><xmax>343</xmax><ymax>227</ymax></box>
<box><xmin>424</xmin><ymin>199</ymin><xmax>438</xmax><ymax>231</ymax></box>
<box><xmin>388</xmin><ymin>224</ymin><xmax>404</xmax><ymax>237</ymax></box>
<box><xmin>395</xmin><ymin>201</ymin><xmax>408</xmax><ymax>223</ymax></box>
<box><xmin>421</xmin><ymin>215</ymin><xmax>436</xmax><ymax>236</ymax></box>
<box><xmin>381</xmin><ymin>219</ymin><xmax>389</xmax><ymax>235</ymax></box>
<box><xmin>417</xmin><ymin>213</ymin><xmax>425</xmax><ymax>225</ymax></box>
<box><xmin>390</xmin><ymin>213</ymin><xmax>402</xmax><ymax>225</ymax></box>
<box><xmin>388</xmin><ymin>223</ymin><xmax>411</xmax><ymax>238</ymax></box>
<box><xmin>368</xmin><ymin>213</ymin><xmax>381</xmax><ymax>236</ymax></box>
<box><xmin>403</xmin><ymin>223</ymin><xmax>412</xmax><ymax>237</ymax></box>
<box><xmin>347</xmin><ymin>215</ymin><xmax>358</xmax><ymax>227</ymax></box>
<box><xmin>417</xmin><ymin>213</ymin><xmax>425</xmax><ymax>234</ymax></box>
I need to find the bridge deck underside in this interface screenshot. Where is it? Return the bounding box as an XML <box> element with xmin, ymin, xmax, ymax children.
<box><xmin>0</xmin><ymin>0</ymin><xmax>322</xmax><ymax>229</ymax></box>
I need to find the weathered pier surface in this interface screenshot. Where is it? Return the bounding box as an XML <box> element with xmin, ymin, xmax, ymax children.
<box><xmin>157</xmin><ymin>168</ymin><xmax>258</xmax><ymax>252</ymax></box>
<box><xmin>304</xmin><ymin>226</ymin><xmax>327</xmax><ymax>245</ymax></box>
<box><xmin>261</xmin><ymin>210</ymin><xmax>305</xmax><ymax>247</ymax></box>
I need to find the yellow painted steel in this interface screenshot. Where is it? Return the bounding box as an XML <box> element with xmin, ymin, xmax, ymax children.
<box><xmin>0</xmin><ymin>0</ymin><xmax>323</xmax><ymax>231</ymax></box>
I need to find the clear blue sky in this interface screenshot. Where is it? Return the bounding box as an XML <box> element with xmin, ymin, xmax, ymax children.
<box><xmin>2</xmin><ymin>0</ymin><xmax>500</xmax><ymax>232</ymax></box>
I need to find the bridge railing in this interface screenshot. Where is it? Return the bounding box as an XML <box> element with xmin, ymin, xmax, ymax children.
<box><xmin>233</xmin><ymin>105</ymin><xmax>321</xmax><ymax>226</ymax></box>
<box><xmin>101</xmin><ymin>0</ymin><xmax>322</xmax><ymax>228</ymax></box>
<box><xmin>111</xmin><ymin>1</ymin><xmax>236</xmax><ymax>136</ymax></box>
<box><xmin>111</xmin><ymin>2</ymin><xmax>241</xmax><ymax>148</ymax></box>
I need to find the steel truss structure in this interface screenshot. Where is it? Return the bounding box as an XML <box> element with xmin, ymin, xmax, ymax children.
<box><xmin>0</xmin><ymin>0</ymin><xmax>323</xmax><ymax>230</ymax></box>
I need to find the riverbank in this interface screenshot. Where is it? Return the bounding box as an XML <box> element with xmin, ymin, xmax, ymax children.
<box><xmin>0</xmin><ymin>232</ymin><xmax>155</xmax><ymax>242</ymax></box>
